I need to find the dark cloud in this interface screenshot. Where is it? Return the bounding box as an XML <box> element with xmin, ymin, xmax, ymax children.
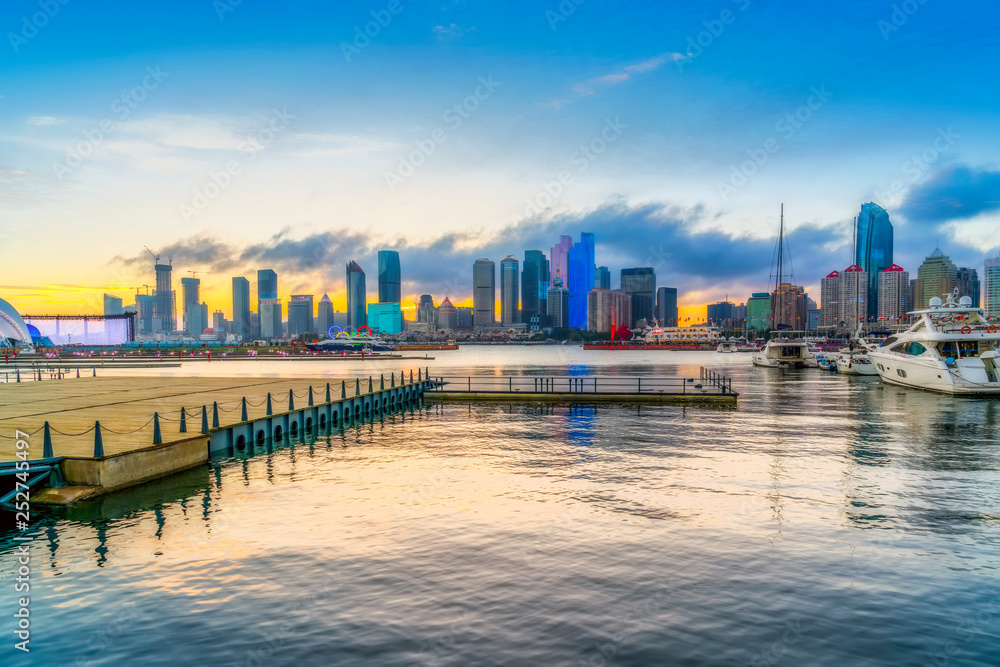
<box><xmin>899</xmin><ymin>164</ymin><xmax>1000</xmax><ymax>224</ymax></box>
<box><xmin>113</xmin><ymin>199</ymin><xmax>857</xmax><ymax>304</ymax></box>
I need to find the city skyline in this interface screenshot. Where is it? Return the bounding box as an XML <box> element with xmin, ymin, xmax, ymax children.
<box><xmin>3</xmin><ymin>2</ymin><xmax>999</xmax><ymax>319</ymax></box>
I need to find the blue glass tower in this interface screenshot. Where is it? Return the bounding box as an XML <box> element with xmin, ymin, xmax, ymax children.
<box><xmin>377</xmin><ymin>250</ymin><xmax>401</xmax><ymax>303</ymax></box>
<box><xmin>567</xmin><ymin>233</ymin><xmax>595</xmax><ymax>329</ymax></box>
<box><xmin>856</xmin><ymin>203</ymin><xmax>893</xmax><ymax>319</ymax></box>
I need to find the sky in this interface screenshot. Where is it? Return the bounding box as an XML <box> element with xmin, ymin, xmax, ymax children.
<box><xmin>2</xmin><ymin>0</ymin><xmax>999</xmax><ymax>321</ymax></box>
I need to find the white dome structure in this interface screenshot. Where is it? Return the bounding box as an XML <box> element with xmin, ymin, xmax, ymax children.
<box><xmin>0</xmin><ymin>297</ymin><xmax>33</xmax><ymax>348</ymax></box>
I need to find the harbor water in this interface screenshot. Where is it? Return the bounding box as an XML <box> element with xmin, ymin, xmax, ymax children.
<box><xmin>2</xmin><ymin>347</ymin><xmax>999</xmax><ymax>666</ymax></box>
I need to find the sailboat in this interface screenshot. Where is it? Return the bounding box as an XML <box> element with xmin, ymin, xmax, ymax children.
<box><xmin>752</xmin><ymin>204</ymin><xmax>819</xmax><ymax>368</ymax></box>
<box><xmin>836</xmin><ymin>214</ymin><xmax>879</xmax><ymax>376</ymax></box>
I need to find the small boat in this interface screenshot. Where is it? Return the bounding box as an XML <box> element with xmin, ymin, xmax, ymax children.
<box><xmin>716</xmin><ymin>341</ymin><xmax>739</xmax><ymax>353</ymax></box>
<box><xmin>835</xmin><ymin>350</ymin><xmax>879</xmax><ymax>376</ymax></box>
<box><xmin>817</xmin><ymin>354</ymin><xmax>838</xmax><ymax>371</ymax></box>
<box><xmin>752</xmin><ymin>330</ymin><xmax>820</xmax><ymax>368</ymax></box>
<box><xmin>868</xmin><ymin>290</ymin><xmax>1000</xmax><ymax>395</ymax></box>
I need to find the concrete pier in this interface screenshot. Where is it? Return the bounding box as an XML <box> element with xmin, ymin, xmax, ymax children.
<box><xmin>0</xmin><ymin>373</ymin><xmax>428</xmax><ymax>504</ymax></box>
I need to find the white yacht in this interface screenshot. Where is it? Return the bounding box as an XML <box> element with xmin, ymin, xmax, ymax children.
<box><xmin>752</xmin><ymin>330</ymin><xmax>819</xmax><ymax>368</ymax></box>
<box><xmin>867</xmin><ymin>292</ymin><xmax>1000</xmax><ymax>395</ymax></box>
<box><xmin>835</xmin><ymin>349</ymin><xmax>879</xmax><ymax>376</ymax></box>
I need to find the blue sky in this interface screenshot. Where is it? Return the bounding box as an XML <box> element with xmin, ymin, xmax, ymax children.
<box><xmin>1</xmin><ymin>0</ymin><xmax>999</xmax><ymax>315</ymax></box>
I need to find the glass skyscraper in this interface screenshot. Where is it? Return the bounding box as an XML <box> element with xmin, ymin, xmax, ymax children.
<box><xmin>473</xmin><ymin>259</ymin><xmax>496</xmax><ymax>328</ymax></box>
<box><xmin>232</xmin><ymin>277</ymin><xmax>251</xmax><ymax>338</ymax></box>
<box><xmin>567</xmin><ymin>233</ymin><xmax>595</xmax><ymax>329</ymax></box>
<box><xmin>378</xmin><ymin>250</ymin><xmax>401</xmax><ymax>303</ymax></box>
<box><xmin>500</xmin><ymin>256</ymin><xmax>519</xmax><ymax>326</ymax></box>
<box><xmin>521</xmin><ymin>250</ymin><xmax>549</xmax><ymax>324</ymax></box>
<box><xmin>346</xmin><ymin>261</ymin><xmax>367</xmax><ymax>328</ymax></box>
<box><xmin>595</xmin><ymin>266</ymin><xmax>611</xmax><ymax>290</ymax></box>
<box><xmin>856</xmin><ymin>203</ymin><xmax>893</xmax><ymax>319</ymax></box>
<box><xmin>655</xmin><ymin>287</ymin><xmax>677</xmax><ymax>327</ymax></box>
<box><xmin>621</xmin><ymin>267</ymin><xmax>655</xmax><ymax>327</ymax></box>
<box><xmin>985</xmin><ymin>252</ymin><xmax>1000</xmax><ymax>318</ymax></box>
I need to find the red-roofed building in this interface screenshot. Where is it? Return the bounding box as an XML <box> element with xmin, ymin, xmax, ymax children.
<box><xmin>878</xmin><ymin>264</ymin><xmax>909</xmax><ymax>321</ymax></box>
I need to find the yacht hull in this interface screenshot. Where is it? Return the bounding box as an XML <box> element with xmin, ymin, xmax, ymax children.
<box><xmin>868</xmin><ymin>352</ymin><xmax>1000</xmax><ymax>395</ymax></box>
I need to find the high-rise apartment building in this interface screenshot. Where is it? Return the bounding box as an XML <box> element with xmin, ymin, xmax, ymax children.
<box><xmin>620</xmin><ymin>267</ymin><xmax>655</xmax><ymax>327</ymax></box>
<box><xmin>346</xmin><ymin>261</ymin><xmax>367</xmax><ymax>328</ymax></box>
<box><xmin>655</xmin><ymin>287</ymin><xmax>678</xmax><ymax>327</ymax></box>
<box><xmin>316</xmin><ymin>294</ymin><xmax>334</xmax><ymax>335</ymax></box>
<box><xmin>521</xmin><ymin>250</ymin><xmax>549</xmax><ymax>325</ymax></box>
<box><xmin>595</xmin><ymin>266</ymin><xmax>611</xmax><ymax>290</ymax></box>
<box><xmin>232</xmin><ymin>277</ymin><xmax>251</xmax><ymax>339</ymax></box>
<box><xmin>820</xmin><ymin>271</ymin><xmax>840</xmax><ymax>328</ymax></box>
<box><xmin>473</xmin><ymin>259</ymin><xmax>496</xmax><ymax>328</ymax></box>
<box><xmin>136</xmin><ymin>294</ymin><xmax>155</xmax><ymax>335</ymax></box>
<box><xmin>747</xmin><ymin>293</ymin><xmax>772</xmax><ymax>332</ymax></box>
<box><xmin>287</xmin><ymin>295</ymin><xmax>314</xmax><ymax>336</ymax></box>
<box><xmin>378</xmin><ymin>250</ymin><xmax>401</xmax><ymax>304</ymax></box>
<box><xmin>567</xmin><ymin>233</ymin><xmax>595</xmax><ymax>329</ymax></box>
<box><xmin>259</xmin><ymin>298</ymin><xmax>282</xmax><ymax>339</ymax></box>
<box><xmin>153</xmin><ymin>262</ymin><xmax>175</xmax><ymax>333</ymax></box>
<box><xmin>913</xmin><ymin>248</ymin><xmax>958</xmax><ymax>309</ymax></box>
<box><xmin>856</xmin><ymin>202</ymin><xmax>893</xmax><ymax>319</ymax></box>
<box><xmin>984</xmin><ymin>252</ymin><xmax>1000</xmax><ymax>318</ymax></box>
<box><xmin>587</xmin><ymin>289</ymin><xmax>632</xmax><ymax>333</ymax></box>
<box><xmin>546</xmin><ymin>275</ymin><xmax>569</xmax><ymax>328</ymax></box>
<box><xmin>180</xmin><ymin>277</ymin><xmax>203</xmax><ymax>336</ymax></box>
<box><xmin>500</xmin><ymin>256</ymin><xmax>519</xmax><ymax>326</ymax></box>
<box><xmin>877</xmin><ymin>264</ymin><xmax>909</xmax><ymax>322</ymax></box>
<box><xmin>771</xmin><ymin>283</ymin><xmax>808</xmax><ymax>329</ymax></box>
<box><xmin>838</xmin><ymin>265</ymin><xmax>868</xmax><ymax>331</ymax></box>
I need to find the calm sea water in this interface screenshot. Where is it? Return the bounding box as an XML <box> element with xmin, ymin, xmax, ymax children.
<box><xmin>2</xmin><ymin>347</ymin><xmax>1000</xmax><ymax>666</ymax></box>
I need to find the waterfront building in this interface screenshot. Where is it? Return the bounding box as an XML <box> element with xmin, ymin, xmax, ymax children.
<box><xmin>136</xmin><ymin>294</ymin><xmax>155</xmax><ymax>335</ymax></box>
<box><xmin>747</xmin><ymin>293</ymin><xmax>771</xmax><ymax>332</ymax></box>
<box><xmin>103</xmin><ymin>294</ymin><xmax>123</xmax><ymax>316</ymax></box>
<box><xmin>232</xmin><ymin>277</ymin><xmax>251</xmax><ymax>339</ymax></box>
<box><xmin>521</xmin><ymin>250</ymin><xmax>549</xmax><ymax>325</ymax></box>
<box><xmin>473</xmin><ymin>259</ymin><xmax>496</xmax><ymax>328</ymax></box>
<box><xmin>984</xmin><ymin>252</ymin><xmax>1000</xmax><ymax>318</ymax></box>
<box><xmin>912</xmin><ymin>248</ymin><xmax>958</xmax><ymax>308</ymax></box>
<box><xmin>346</xmin><ymin>261</ymin><xmax>367</xmax><ymax>328</ymax></box>
<box><xmin>878</xmin><ymin>264</ymin><xmax>909</xmax><ymax>323</ymax></box>
<box><xmin>501</xmin><ymin>256</ymin><xmax>520</xmax><ymax>326</ymax></box>
<box><xmin>771</xmin><ymin>283</ymin><xmax>808</xmax><ymax>330</ymax></box>
<box><xmin>378</xmin><ymin>250</ymin><xmax>402</xmax><ymax>304</ymax></box>
<box><xmin>567</xmin><ymin>233</ymin><xmax>595</xmax><ymax>329</ymax></box>
<box><xmin>368</xmin><ymin>303</ymin><xmax>402</xmax><ymax>334</ymax></box>
<box><xmin>621</xmin><ymin>267</ymin><xmax>655</xmax><ymax>328</ymax></box>
<box><xmin>546</xmin><ymin>274</ymin><xmax>569</xmax><ymax>328</ymax></box>
<box><xmin>455</xmin><ymin>306</ymin><xmax>474</xmax><ymax>330</ymax></box>
<box><xmin>437</xmin><ymin>297</ymin><xmax>457</xmax><ymax>331</ymax></box>
<box><xmin>856</xmin><ymin>202</ymin><xmax>893</xmax><ymax>319</ymax></box>
<box><xmin>288</xmin><ymin>295</ymin><xmax>314</xmax><ymax>336</ymax></box>
<box><xmin>957</xmin><ymin>267</ymin><xmax>980</xmax><ymax>307</ymax></box>
<box><xmin>820</xmin><ymin>271</ymin><xmax>840</xmax><ymax>328</ymax></box>
<box><xmin>595</xmin><ymin>266</ymin><xmax>611</xmax><ymax>290</ymax></box>
<box><xmin>316</xmin><ymin>294</ymin><xmax>334</xmax><ymax>335</ymax></box>
<box><xmin>181</xmin><ymin>277</ymin><xmax>204</xmax><ymax>337</ymax></box>
<box><xmin>587</xmin><ymin>289</ymin><xmax>632</xmax><ymax>334</ymax></box>
<box><xmin>838</xmin><ymin>265</ymin><xmax>868</xmax><ymax>331</ymax></box>
<box><xmin>655</xmin><ymin>287</ymin><xmax>678</xmax><ymax>327</ymax></box>
<box><xmin>153</xmin><ymin>262</ymin><xmax>175</xmax><ymax>333</ymax></box>
<box><xmin>549</xmin><ymin>236</ymin><xmax>573</xmax><ymax>291</ymax></box>
<box><xmin>259</xmin><ymin>298</ymin><xmax>282</xmax><ymax>339</ymax></box>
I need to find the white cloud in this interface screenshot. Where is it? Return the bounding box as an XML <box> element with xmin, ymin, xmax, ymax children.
<box><xmin>26</xmin><ymin>116</ymin><xmax>65</xmax><ymax>127</ymax></box>
<box><xmin>542</xmin><ymin>52</ymin><xmax>688</xmax><ymax>109</ymax></box>
<box><xmin>433</xmin><ymin>23</ymin><xmax>477</xmax><ymax>38</ymax></box>
<box><xmin>289</xmin><ymin>132</ymin><xmax>398</xmax><ymax>157</ymax></box>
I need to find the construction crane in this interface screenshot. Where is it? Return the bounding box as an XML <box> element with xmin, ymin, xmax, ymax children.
<box><xmin>187</xmin><ymin>270</ymin><xmax>202</xmax><ymax>279</ymax></box>
<box><xmin>135</xmin><ymin>285</ymin><xmax>152</xmax><ymax>295</ymax></box>
<box><xmin>144</xmin><ymin>246</ymin><xmax>159</xmax><ymax>263</ymax></box>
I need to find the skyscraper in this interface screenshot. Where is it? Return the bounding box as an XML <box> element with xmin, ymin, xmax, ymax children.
<box><xmin>549</xmin><ymin>236</ymin><xmax>573</xmax><ymax>290</ymax></box>
<box><xmin>473</xmin><ymin>259</ymin><xmax>496</xmax><ymax>328</ymax></box>
<box><xmin>838</xmin><ymin>265</ymin><xmax>868</xmax><ymax>331</ymax></box>
<box><xmin>136</xmin><ymin>294</ymin><xmax>155</xmax><ymax>334</ymax></box>
<box><xmin>771</xmin><ymin>283</ymin><xmax>808</xmax><ymax>330</ymax></box>
<box><xmin>259</xmin><ymin>298</ymin><xmax>282</xmax><ymax>338</ymax></box>
<box><xmin>346</xmin><ymin>261</ymin><xmax>367</xmax><ymax>328</ymax></box>
<box><xmin>153</xmin><ymin>262</ymin><xmax>175</xmax><ymax>333</ymax></box>
<box><xmin>521</xmin><ymin>250</ymin><xmax>549</xmax><ymax>325</ymax></box>
<box><xmin>595</xmin><ymin>266</ymin><xmax>611</xmax><ymax>290</ymax></box>
<box><xmin>567</xmin><ymin>233</ymin><xmax>595</xmax><ymax>329</ymax></box>
<box><xmin>985</xmin><ymin>252</ymin><xmax>1000</xmax><ymax>318</ymax></box>
<box><xmin>878</xmin><ymin>264</ymin><xmax>909</xmax><ymax>322</ymax></box>
<box><xmin>316</xmin><ymin>294</ymin><xmax>334</xmax><ymax>335</ymax></box>
<box><xmin>287</xmin><ymin>295</ymin><xmax>314</xmax><ymax>336</ymax></box>
<box><xmin>103</xmin><ymin>294</ymin><xmax>123</xmax><ymax>316</ymax></box>
<box><xmin>181</xmin><ymin>276</ymin><xmax>203</xmax><ymax>336</ymax></box>
<box><xmin>232</xmin><ymin>277</ymin><xmax>251</xmax><ymax>339</ymax></box>
<box><xmin>620</xmin><ymin>267</ymin><xmax>655</xmax><ymax>327</ymax></box>
<box><xmin>912</xmin><ymin>247</ymin><xmax>958</xmax><ymax>309</ymax></box>
<box><xmin>856</xmin><ymin>202</ymin><xmax>893</xmax><ymax>319</ymax></box>
<box><xmin>500</xmin><ymin>256</ymin><xmax>519</xmax><ymax>326</ymax></box>
<box><xmin>417</xmin><ymin>295</ymin><xmax>437</xmax><ymax>326</ymax></box>
<box><xmin>378</xmin><ymin>250</ymin><xmax>402</xmax><ymax>304</ymax></box>
<box><xmin>257</xmin><ymin>268</ymin><xmax>277</xmax><ymax>331</ymax></box>
<box><xmin>746</xmin><ymin>293</ymin><xmax>771</xmax><ymax>332</ymax></box>
<box><xmin>655</xmin><ymin>287</ymin><xmax>678</xmax><ymax>327</ymax></box>
<box><xmin>546</xmin><ymin>274</ymin><xmax>569</xmax><ymax>328</ymax></box>
<box><xmin>957</xmin><ymin>267</ymin><xmax>980</xmax><ymax>306</ymax></box>
<box><xmin>820</xmin><ymin>271</ymin><xmax>840</xmax><ymax>329</ymax></box>
<box><xmin>437</xmin><ymin>297</ymin><xmax>457</xmax><ymax>331</ymax></box>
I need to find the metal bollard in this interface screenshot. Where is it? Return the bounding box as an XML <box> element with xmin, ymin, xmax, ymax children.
<box><xmin>201</xmin><ymin>405</ymin><xmax>209</xmax><ymax>434</ymax></box>
<box><xmin>266</xmin><ymin>393</ymin><xmax>273</xmax><ymax>416</ymax></box>
<box><xmin>241</xmin><ymin>398</ymin><xmax>248</xmax><ymax>422</ymax></box>
<box><xmin>153</xmin><ymin>413</ymin><xmax>162</xmax><ymax>445</ymax></box>
<box><xmin>93</xmin><ymin>421</ymin><xmax>104</xmax><ymax>457</ymax></box>
<box><xmin>43</xmin><ymin>421</ymin><xmax>53</xmax><ymax>458</ymax></box>
<box><xmin>180</xmin><ymin>407</ymin><xmax>187</xmax><ymax>433</ymax></box>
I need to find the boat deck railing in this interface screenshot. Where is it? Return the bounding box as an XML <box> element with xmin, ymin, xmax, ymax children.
<box><xmin>427</xmin><ymin>368</ymin><xmax>736</xmax><ymax>396</ymax></box>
